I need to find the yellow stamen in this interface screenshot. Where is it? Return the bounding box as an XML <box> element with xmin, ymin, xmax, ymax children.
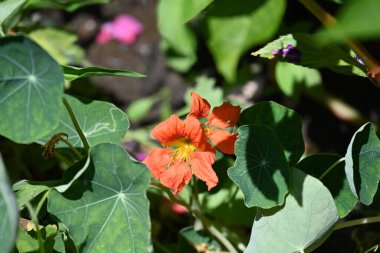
<box><xmin>167</xmin><ymin>138</ymin><xmax>197</xmax><ymax>162</ymax></box>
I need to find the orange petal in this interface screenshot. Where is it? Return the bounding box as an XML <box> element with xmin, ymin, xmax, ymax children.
<box><xmin>184</xmin><ymin>115</ymin><xmax>212</xmax><ymax>151</ymax></box>
<box><xmin>191</xmin><ymin>152</ymin><xmax>218</xmax><ymax>190</ymax></box>
<box><xmin>209</xmin><ymin>102</ymin><xmax>240</xmax><ymax>130</ymax></box>
<box><xmin>143</xmin><ymin>148</ymin><xmax>172</xmax><ymax>179</ymax></box>
<box><xmin>209</xmin><ymin>130</ymin><xmax>237</xmax><ymax>155</ymax></box>
<box><xmin>189</xmin><ymin>92</ymin><xmax>211</xmax><ymax>118</ymax></box>
<box><xmin>152</xmin><ymin>114</ymin><xmax>185</xmax><ymax>145</ymax></box>
<box><xmin>160</xmin><ymin>162</ymin><xmax>192</xmax><ymax>194</ymax></box>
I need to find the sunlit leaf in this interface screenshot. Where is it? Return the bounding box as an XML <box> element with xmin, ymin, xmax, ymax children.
<box><xmin>13</xmin><ymin>180</ymin><xmax>51</xmax><ymax>210</ymax></box>
<box><xmin>29</xmin><ymin>28</ymin><xmax>85</xmax><ymax>65</ymax></box>
<box><xmin>0</xmin><ymin>0</ymin><xmax>26</xmax><ymax>33</ymax></box>
<box><xmin>48</xmin><ymin>143</ymin><xmax>152</xmax><ymax>252</ymax></box>
<box><xmin>228</xmin><ymin>125</ymin><xmax>289</xmax><ymax>208</ymax></box>
<box><xmin>27</xmin><ymin>0</ymin><xmax>111</xmax><ymax>12</ymax></box>
<box><xmin>0</xmin><ymin>153</ymin><xmax>19</xmax><ymax>253</ymax></box>
<box><xmin>239</xmin><ymin>101</ymin><xmax>304</xmax><ymax>166</ymax></box>
<box><xmin>345</xmin><ymin>123</ymin><xmax>380</xmax><ymax>205</ymax></box>
<box><xmin>62</xmin><ymin>65</ymin><xmax>145</xmax><ymax>81</ymax></box>
<box><xmin>39</xmin><ymin>95</ymin><xmax>129</xmax><ymax>148</ymax></box>
<box><xmin>16</xmin><ymin>221</ymin><xmax>57</xmax><ymax>253</ymax></box>
<box><xmin>204</xmin><ymin>0</ymin><xmax>286</xmax><ymax>82</ymax></box>
<box><xmin>179</xmin><ymin>227</ymin><xmax>221</xmax><ymax>252</ymax></box>
<box><xmin>296</xmin><ymin>154</ymin><xmax>357</xmax><ymax>218</ymax></box>
<box><xmin>0</xmin><ymin>35</ymin><xmax>64</xmax><ymax>143</ymax></box>
<box><xmin>253</xmin><ymin>33</ymin><xmax>366</xmax><ymax>77</ymax></box>
<box><xmin>318</xmin><ymin>0</ymin><xmax>380</xmax><ymax>43</ymax></box>
<box><xmin>245</xmin><ymin>169</ymin><xmax>338</xmax><ymax>253</ymax></box>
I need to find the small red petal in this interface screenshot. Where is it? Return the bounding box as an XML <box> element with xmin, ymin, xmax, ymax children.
<box><xmin>191</xmin><ymin>151</ymin><xmax>218</xmax><ymax>190</ymax></box>
<box><xmin>209</xmin><ymin>130</ymin><xmax>237</xmax><ymax>155</ymax></box>
<box><xmin>184</xmin><ymin>115</ymin><xmax>212</xmax><ymax>151</ymax></box>
<box><xmin>160</xmin><ymin>162</ymin><xmax>192</xmax><ymax>195</ymax></box>
<box><xmin>209</xmin><ymin>102</ymin><xmax>240</xmax><ymax>130</ymax></box>
<box><xmin>189</xmin><ymin>92</ymin><xmax>211</xmax><ymax>118</ymax></box>
<box><xmin>152</xmin><ymin>115</ymin><xmax>186</xmax><ymax>145</ymax></box>
<box><xmin>143</xmin><ymin>148</ymin><xmax>171</xmax><ymax>179</ymax></box>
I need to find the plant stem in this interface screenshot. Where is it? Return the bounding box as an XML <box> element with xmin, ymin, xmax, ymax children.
<box><xmin>62</xmin><ymin>97</ymin><xmax>90</xmax><ymax>152</ymax></box>
<box><xmin>334</xmin><ymin>216</ymin><xmax>380</xmax><ymax>230</ymax></box>
<box><xmin>60</xmin><ymin>138</ymin><xmax>83</xmax><ymax>160</ymax></box>
<box><xmin>149</xmin><ymin>181</ymin><xmax>191</xmax><ymax>210</ymax></box>
<box><xmin>319</xmin><ymin>157</ymin><xmax>345</xmax><ymax>180</ymax></box>
<box><xmin>298</xmin><ymin>0</ymin><xmax>380</xmax><ymax>86</ymax></box>
<box><xmin>34</xmin><ymin>189</ymin><xmax>50</xmax><ymax>218</ymax></box>
<box><xmin>25</xmin><ymin>202</ymin><xmax>45</xmax><ymax>253</ymax></box>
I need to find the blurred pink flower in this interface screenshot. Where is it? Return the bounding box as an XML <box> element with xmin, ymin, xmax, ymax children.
<box><xmin>96</xmin><ymin>14</ymin><xmax>143</xmax><ymax>45</ymax></box>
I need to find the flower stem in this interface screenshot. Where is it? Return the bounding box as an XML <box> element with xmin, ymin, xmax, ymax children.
<box><xmin>60</xmin><ymin>138</ymin><xmax>83</xmax><ymax>160</ymax></box>
<box><xmin>298</xmin><ymin>0</ymin><xmax>380</xmax><ymax>86</ymax></box>
<box><xmin>25</xmin><ymin>202</ymin><xmax>45</xmax><ymax>253</ymax></box>
<box><xmin>62</xmin><ymin>97</ymin><xmax>90</xmax><ymax>152</ymax></box>
<box><xmin>334</xmin><ymin>216</ymin><xmax>380</xmax><ymax>230</ymax></box>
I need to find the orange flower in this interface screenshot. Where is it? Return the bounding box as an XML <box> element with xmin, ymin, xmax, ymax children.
<box><xmin>143</xmin><ymin>114</ymin><xmax>217</xmax><ymax>194</ymax></box>
<box><xmin>189</xmin><ymin>92</ymin><xmax>240</xmax><ymax>154</ymax></box>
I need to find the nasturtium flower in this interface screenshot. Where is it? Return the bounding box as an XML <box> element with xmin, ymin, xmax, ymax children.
<box><xmin>189</xmin><ymin>92</ymin><xmax>240</xmax><ymax>155</ymax></box>
<box><xmin>143</xmin><ymin>114</ymin><xmax>217</xmax><ymax>194</ymax></box>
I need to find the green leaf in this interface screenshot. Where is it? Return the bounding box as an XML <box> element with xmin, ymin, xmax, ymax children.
<box><xmin>0</xmin><ymin>0</ymin><xmax>26</xmax><ymax>34</ymax></box>
<box><xmin>26</xmin><ymin>0</ymin><xmax>111</xmax><ymax>12</ymax></box>
<box><xmin>48</xmin><ymin>143</ymin><xmax>152</xmax><ymax>252</ymax></box>
<box><xmin>0</xmin><ymin>153</ymin><xmax>19</xmax><ymax>253</ymax></box>
<box><xmin>184</xmin><ymin>75</ymin><xmax>223</xmax><ymax>109</ymax></box>
<box><xmin>158</xmin><ymin>0</ymin><xmax>212</xmax><ymax>72</ymax></box>
<box><xmin>29</xmin><ymin>28</ymin><xmax>85</xmax><ymax>65</ymax></box>
<box><xmin>39</xmin><ymin>95</ymin><xmax>129</xmax><ymax>148</ymax></box>
<box><xmin>253</xmin><ymin>33</ymin><xmax>367</xmax><ymax>77</ymax></box>
<box><xmin>62</xmin><ymin>65</ymin><xmax>145</xmax><ymax>81</ymax></box>
<box><xmin>296</xmin><ymin>154</ymin><xmax>357</xmax><ymax>218</ymax></box>
<box><xmin>204</xmin><ymin>0</ymin><xmax>286</xmax><ymax>82</ymax></box>
<box><xmin>246</xmin><ymin>169</ymin><xmax>338</xmax><ymax>253</ymax></box>
<box><xmin>16</xmin><ymin>221</ymin><xmax>57</xmax><ymax>253</ymax></box>
<box><xmin>126</xmin><ymin>95</ymin><xmax>159</xmax><ymax>122</ymax></box>
<box><xmin>13</xmin><ymin>180</ymin><xmax>51</xmax><ymax>210</ymax></box>
<box><xmin>275</xmin><ymin>61</ymin><xmax>322</xmax><ymax>102</ymax></box>
<box><xmin>238</xmin><ymin>101</ymin><xmax>304</xmax><ymax>166</ymax></box>
<box><xmin>179</xmin><ymin>226</ymin><xmax>221</xmax><ymax>252</ymax></box>
<box><xmin>345</xmin><ymin>123</ymin><xmax>380</xmax><ymax>205</ymax></box>
<box><xmin>0</xmin><ymin>35</ymin><xmax>64</xmax><ymax>143</ymax></box>
<box><xmin>318</xmin><ymin>0</ymin><xmax>380</xmax><ymax>43</ymax></box>
<box><xmin>228</xmin><ymin>125</ymin><xmax>290</xmax><ymax>208</ymax></box>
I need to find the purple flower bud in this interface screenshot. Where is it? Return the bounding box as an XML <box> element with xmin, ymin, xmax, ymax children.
<box><xmin>354</xmin><ymin>55</ymin><xmax>365</xmax><ymax>65</ymax></box>
<box><xmin>271</xmin><ymin>45</ymin><xmax>300</xmax><ymax>63</ymax></box>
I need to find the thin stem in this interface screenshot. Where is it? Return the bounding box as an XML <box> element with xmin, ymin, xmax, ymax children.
<box><xmin>62</xmin><ymin>97</ymin><xmax>90</xmax><ymax>152</ymax></box>
<box><xmin>149</xmin><ymin>181</ymin><xmax>190</xmax><ymax>210</ymax></box>
<box><xmin>60</xmin><ymin>138</ymin><xmax>83</xmax><ymax>160</ymax></box>
<box><xmin>25</xmin><ymin>202</ymin><xmax>45</xmax><ymax>253</ymax></box>
<box><xmin>319</xmin><ymin>157</ymin><xmax>344</xmax><ymax>180</ymax></box>
<box><xmin>298</xmin><ymin>0</ymin><xmax>380</xmax><ymax>86</ymax></box>
<box><xmin>334</xmin><ymin>216</ymin><xmax>380</xmax><ymax>230</ymax></box>
<box><xmin>34</xmin><ymin>189</ymin><xmax>50</xmax><ymax>218</ymax></box>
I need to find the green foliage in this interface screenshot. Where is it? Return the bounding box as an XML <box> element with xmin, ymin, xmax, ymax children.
<box><xmin>40</xmin><ymin>95</ymin><xmax>129</xmax><ymax>149</ymax></box>
<box><xmin>157</xmin><ymin>0</ymin><xmax>213</xmax><ymax>72</ymax></box>
<box><xmin>345</xmin><ymin>123</ymin><xmax>380</xmax><ymax>205</ymax></box>
<box><xmin>29</xmin><ymin>28</ymin><xmax>85</xmax><ymax>66</ymax></box>
<box><xmin>0</xmin><ymin>0</ymin><xmax>26</xmax><ymax>35</ymax></box>
<box><xmin>318</xmin><ymin>0</ymin><xmax>380</xmax><ymax>43</ymax></box>
<box><xmin>0</xmin><ymin>154</ymin><xmax>19</xmax><ymax>253</ymax></box>
<box><xmin>0</xmin><ymin>35</ymin><xmax>64</xmax><ymax>143</ymax></box>
<box><xmin>204</xmin><ymin>0</ymin><xmax>286</xmax><ymax>83</ymax></box>
<box><xmin>48</xmin><ymin>143</ymin><xmax>152</xmax><ymax>253</ymax></box>
<box><xmin>253</xmin><ymin>34</ymin><xmax>366</xmax><ymax>77</ymax></box>
<box><xmin>62</xmin><ymin>65</ymin><xmax>145</xmax><ymax>81</ymax></box>
<box><xmin>179</xmin><ymin>226</ymin><xmax>220</xmax><ymax>252</ymax></box>
<box><xmin>16</xmin><ymin>222</ymin><xmax>58</xmax><ymax>253</ymax></box>
<box><xmin>275</xmin><ymin>61</ymin><xmax>322</xmax><ymax>102</ymax></box>
<box><xmin>238</xmin><ymin>101</ymin><xmax>304</xmax><ymax>166</ymax></box>
<box><xmin>13</xmin><ymin>180</ymin><xmax>51</xmax><ymax>210</ymax></box>
<box><xmin>245</xmin><ymin>169</ymin><xmax>338</xmax><ymax>253</ymax></box>
<box><xmin>228</xmin><ymin>125</ymin><xmax>290</xmax><ymax>208</ymax></box>
<box><xmin>26</xmin><ymin>0</ymin><xmax>111</xmax><ymax>12</ymax></box>
<box><xmin>296</xmin><ymin>154</ymin><xmax>357</xmax><ymax>218</ymax></box>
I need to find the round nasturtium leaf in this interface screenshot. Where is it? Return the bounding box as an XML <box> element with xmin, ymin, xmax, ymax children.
<box><xmin>48</xmin><ymin>143</ymin><xmax>152</xmax><ymax>253</ymax></box>
<box><xmin>40</xmin><ymin>94</ymin><xmax>129</xmax><ymax>148</ymax></box>
<box><xmin>0</xmin><ymin>35</ymin><xmax>64</xmax><ymax>143</ymax></box>
<box><xmin>345</xmin><ymin>122</ymin><xmax>380</xmax><ymax>205</ymax></box>
<box><xmin>245</xmin><ymin>169</ymin><xmax>339</xmax><ymax>253</ymax></box>
<box><xmin>296</xmin><ymin>154</ymin><xmax>357</xmax><ymax>218</ymax></box>
<box><xmin>228</xmin><ymin>124</ymin><xmax>290</xmax><ymax>209</ymax></box>
<box><xmin>238</xmin><ymin>101</ymin><xmax>304</xmax><ymax>167</ymax></box>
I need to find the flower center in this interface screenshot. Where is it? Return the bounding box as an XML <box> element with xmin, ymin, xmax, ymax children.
<box><xmin>168</xmin><ymin>138</ymin><xmax>197</xmax><ymax>162</ymax></box>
